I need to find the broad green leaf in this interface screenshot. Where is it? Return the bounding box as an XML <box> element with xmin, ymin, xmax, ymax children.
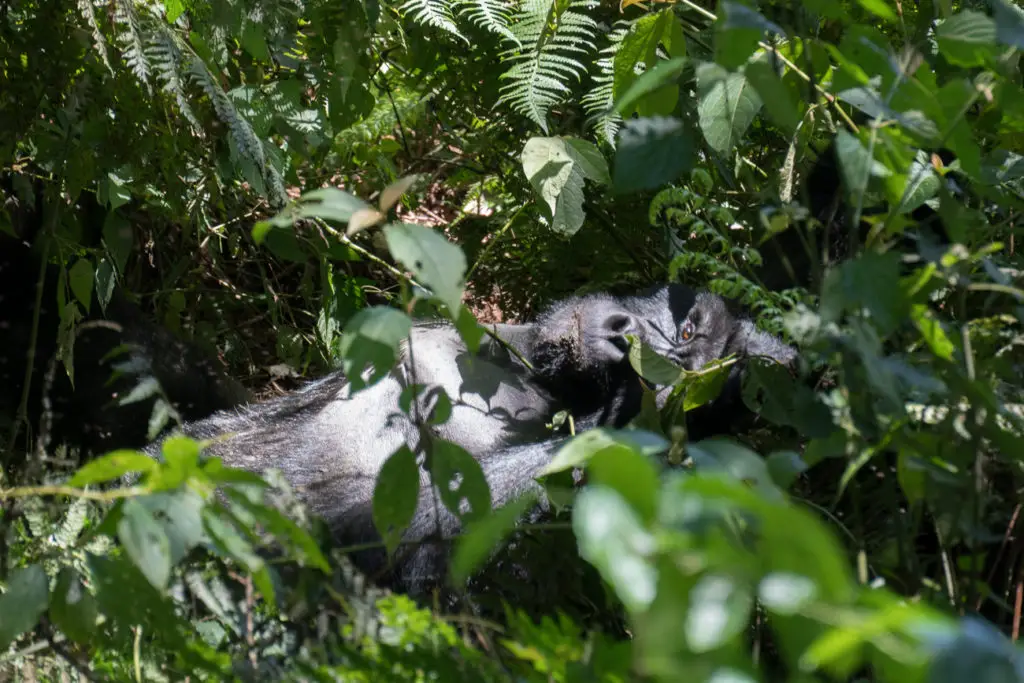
<box><xmin>264</xmin><ymin>228</ymin><xmax>309</xmax><ymax>263</ymax></box>
<box><xmin>67</xmin><ymin>449</ymin><xmax>158</xmax><ymax>486</ymax></box>
<box><xmin>627</xmin><ymin>334</ymin><xmax>684</xmax><ymax>385</ymax></box>
<box><xmin>821</xmin><ymin>251</ymin><xmax>907</xmax><ymax>337</ymax></box>
<box><xmin>855</xmin><ymin>0</ymin><xmax>897</xmax><ymax>22</ymax></box>
<box><xmin>613</xmin><ymin>116</ymin><xmax>695</xmax><ymax>194</ymax></box>
<box><xmin>744</xmin><ymin>59</ymin><xmax>800</xmax><ymax>135</ymax></box>
<box><xmin>139</xmin><ymin>489</ymin><xmax>206</xmax><ymax>565</ymax></box>
<box><xmin>696</xmin><ymin>62</ymin><xmax>763</xmax><ymax>157</ymax></box>
<box><xmin>118</xmin><ymin>498</ymin><xmax>173</xmax><ymax>591</ymax></box>
<box><xmin>337</xmin><ymin>306</ymin><xmax>412</xmax><ymax>391</ymax></box>
<box><xmin>384</xmin><ymin>222</ymin><xmax>467</xmax><ymax>316</ymax></box>
<box><xmin>564</xmin><ymin>137</ymin><xmax>611</xmax><ymax>185</ymax></box>
<box><xmin>94</xmin><ymin>257</ymin><xmax>116</xmax><ymax>312</ymax></box>
<box><xmin>226</xmin><ymin>491</ymin><xmax>331</xmax><ymax>572</ymax></box>
<box><xmin>910</xmin><ymin>304</ymin><xmax>955</xmax><ymax>361</ymax></box>
<box><xmin>49</xmin><ymin>569</ymin><xmax>98</xmax><ymax>646</ymax></box>
<box><xmin>68</xmin><ymin>258</ymin><xmax>93</xmax><ymax>311</ymax></box>
<box><xmin>102</xmin><ymin>211</ymin><xmax>133</xmax><ymax>275</ymax></box>
<box><xmin>431</xmin><ymin>440</ymin><xmax>492</xmax><ymax>522</ymax></box>
<box><xmin>587</xmin><ymin>441</ymin><xmax>662</xmax><ymax>524</ymax></box>
<box><xmin>833</xmin><ymin>130</ymin><xmax>889</xmax><ymax>203</ymax></box>
<box><xmin>681</xmin><ymin>361</ymin><xmax>733</xmax><ymax>411</ymax></box>
<box><xmin>613</xmin><ymin>10</ymin><xmax>678</xmax><ymax>105</ymax></box>
<box><xmin>0</xmin><ymin>564</ymin><xmax>49</xmax><ymax>650</ymax></box>
<box><xmin>451</xmin><ymin>494</ymin><xmax>536</xmax><ymax>584</ymax></box>
<box><xmin>686</xmin><ymin>574</ymin><xmax>754</xmax><ymax>652</ymax></box>
<box><xmin>372</xmin><ymin>446</ymin><xmax>422</xmax><ymax>555</ymax></box>
<box><xmin>992</xmin><ymin>0</ymin><xmax>1024</xmax><ymax>49</ymax></box>
<box><xmin>520</xmin><ymin>136</ymin><xmax>589</xmax><ymax>236</ymax></box>
<box><xmin>613</xmin><ymin>57</ymin><xmax>687</xmax><ymax>117</ymax></box>
<box><xmin>758</xmin><ymin>572</ymin><xmax>817</xmax><ymax>615</ymax></box>
<box><xmin>689</xmin><ymin>439</ymin><xmax>782</xmax><ymax>499</ymax></box>
<box><xmin>936</xmin><ymin>11</ymin><xmax>998</xmax><ymax>68</ymax></box>
<box><xmin>715</xmin><ymin>2</ymin><xmax>783</xmax><ymax>69</ymax></box>
<box><xmin>203</xmin><ymin>510</ymin><xmax>265</xmax><ymax>573</ymax></box>
<box><xmin>765</xmin><ymin>450</ymin><xmax>808</xmax><ymax>490</ymax></box>
<box><xmin>541</xmin><ymin>428</ymin><xmax>669</xmax><ymax>476</ymax></box>
<box><xmin>574</xmin><ymin>486</ymin><xmax>657</xmax><ymax>614</ymax></box>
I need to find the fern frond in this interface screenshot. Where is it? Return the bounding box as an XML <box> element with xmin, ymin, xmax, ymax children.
<box><xmin>114</xmin><ymin>0</ymin><xmax>153</xmax><ymax>93</ymax></box>
<box><xmin>581</xmin><ymin>22</ymin><xmax>628</xmax><ymax>147</ymax></box>
<box><xmin>77</xmin><ymin>0</ymin><xmax>113</xmax><ymax>75</ymax></box>
<box><xmin>401</xmin><ymin>0</ymin><xmax>468</xmax><ymax>43</ymax></box>
<box><xmin>146</xmin><ymin>23</ymin><xmax>203</xmax><ymax>132</ymax></box>
<box><xmin>497</xmin><ymin>0</ymin><xmax>600</xmax><ymax>132</ymax></box>
<box><xmin>186</xmin><ymin>55</ymin><xmax>287</xmax><ymax>207</ymax></box>
<box><xmin>457</xmin><ymin>0</ymin><xmax>520</xmax><ymax>47</ymax></box>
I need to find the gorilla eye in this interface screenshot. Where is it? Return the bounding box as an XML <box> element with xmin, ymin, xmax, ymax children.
<box><xmin>680</xmin><ymin>320</ymin><xmax>695</xmax><ymax>341</ymax></box>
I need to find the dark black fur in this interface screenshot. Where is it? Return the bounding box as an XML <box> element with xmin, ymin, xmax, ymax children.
<box><xmin>145</xmin><ymin>284</ymin><xmax>796</xmax><ymax>593</ymax></box>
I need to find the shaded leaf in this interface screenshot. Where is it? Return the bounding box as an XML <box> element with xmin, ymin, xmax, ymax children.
<box><xmin>373</xmin><ymin>446</ymin><xmax>422</xmax><ymax>555</ymax></box>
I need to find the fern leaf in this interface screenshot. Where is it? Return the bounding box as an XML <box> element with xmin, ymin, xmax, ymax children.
<box><xmin>114</xmin><ymin>0</ymin><xmax>153</xmax><ymax>93</ymax></box>
<box><xmin>146</xmin><ymin>24</ymin><xmax>203</xmax><ymax>132</ymax></box>
<box><xmin>497</xmin><ymin>0</ymin><xmax>600</xmax><ymax>132</ymax></box>
<box><xmin>457</xmin><ymin>0</ymin><xmax>520</xmax><ymax>47</ymax></box>
<box><xmin>186</xmin><ymin>55</ymin><xmax>287</xmax><ymax>207</ymax></box>
<box><xmin>581</xmin><ymin>22</ymin><xmax>628</xmax><ymax>147</ymax></box>
<box><xmin>77</xmin><ymin>0</ymin><xmax>113</xmax><ymax>75</ymax></box>
<box><xmin>401</xmin><ymin>0</ymin><xmax>469</xmax><ymax>43</ymax></box>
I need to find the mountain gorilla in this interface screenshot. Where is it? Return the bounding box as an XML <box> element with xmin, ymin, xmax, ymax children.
<box><xmin>145</xmin><ymin>284</ymin><xmax>796</xmax><ymax>593</ymax></box>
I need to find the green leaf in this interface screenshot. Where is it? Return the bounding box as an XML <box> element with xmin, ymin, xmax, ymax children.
<box><xmin>0</xmin><ymin>564</ymin><xmax>49</xmax><ymax>650</ymax></box>
<box><xmin>911</xmin><ymin>304</ymin><xmax>955</xmax><ymax>361</ymax></box>
<box><xmin>689</xmin><ymin>439</ymin><xmax>782</xmax><ymax>500</ymax></box>
<box><xmin>399</xmin><ymin>384</ymin><xmax>453</xmax><ymax>426</ymax></box>
<box><xmin>384</xmin><ymin>222</ymin><xmax>467</xmax><ymax>316</ymax></box>
<box><xmin>372</xmin><ymin>446</ymin><xmax>421</xmax><ymax>555</ymax></box>
<box><xmin>715</xmin><ymin>2</ymin><xmax>783</xmax><ymax>70</ymax></box>
<box><xmin>451</xmin><ymin>494</ymin><xmax>536</xmax><ymax>584</ymax></box>
<box><xmin>118</xmin><ymin>498</ymin><xmax>173</xmax><ymax>591</ymax></box>
<box><xmin>541</xmin><ymin>429</ymin><xmax>669</xmax><ymax>476</ymax></box>
<box><xmin>94</xmin><ymin>257</ymin><xmax>116</xmax><ymax>312</ymax></box>
<box><xmin>696</xmin><ymin>63</ymin><xmax>763</xmax><ymax>157</ymax></box>
<box><xmin>49</xmin><ymin>569</ymin><xmax>98</xmax><ymax>646</ymax></box>
<box><xmin>431</xmin><ymin>440</ymin><xmax>492</xmax><ymax>522</ymax></box>
<box><xmin>744</xmin><ymin>59</ymin><xmax>800</xmax><ymax>135</ymax></box>
<box><xmin>520</xmin><ymin>136</ymin><xmax>589</xmax><ymax>236</ymax></box>
<box><xmin>67</xmin><ymin>449</ymin><xmax>158</xmax><ymax>487</ymax></box>
<box><xmin>68</xmin><ymin>258</ymin><xmax>94</xmax><ymax>311</ymax></box>
<box><xmin>227</xmin><ymin>491</ymin><xmax>331</xmax><ymax>572</ymax></box>
<box><xmin>613</xmin><ymin>116</ymin><xmax>695</xmax><ymax>194</ymax></box>
<box><xmin>758</xmin><ymin>572</ymin><xmax>817</xmax><ymax>615</ymax></box>
<box><xmin>854</xmin><ymin>0</ymin><xmax>897</xmax><ymax>23</ymax></box>
<box><xmin>102</xmin><ymin>211</ymin><xmax>133</xmax><ymax>275</ymax></box>
<box><xmin>992</xmin><ymin>0</ymin><xmax>1024</xmax><ymax>49</ymax></box>
<box><xmin>587</xmin><ymin>441</ymin><xmax>662</xmax><ymax>524</ymax></box>
<box><xmin>139</xmin><ymin>489</ymin><xmax>206</xmax><ymax>565</ymax></box>
<box><xmin>627</xmin><ymin>334</ymin><xmax>684</xmax><ymax>384</ymax></box>
<box><xmin>686</xmin><ymin>574</ymin><xmax>754</xmax><ymax>652</ymax></box>
<box><xmin>833</xmin><ymin>130</ymin><xmax>889</xmax><ymax>203</ymax></box>
<box><xmin>337</xmin><ymin>306</ymin><xmax>412</xmax><ymax>392</ymax></box>
<box><xmin>613</xmin><ymin>57</ymin><xmax>687</xmax><ymax>117</ymax></box>
<box><xmin>574</xmin><ymin>486</ymin><xmax>657</xmax><ymax>614</ymax></box>
<box><xmin>564</xmin><ymin>137</ymin><xmax>611</xmax><ymax>185</ymax></box>
<box><xmin>613</xmin><ymin>10</ymin><xmax>679</xmax><ymax>107</ymax></box>
<box><xmin>681</xmin><ymin>361</ymin><xmax>733</xmax><ymax>411</ymax></box>
<box><xmin>936</xmin><ymin>11</ymin><xmax>998</xmax><ymax>67</ymax></box>
<box><xmin>766</xmin><ymin>450</ymin><xmax>808</xmax><ymax>490</ymax></box>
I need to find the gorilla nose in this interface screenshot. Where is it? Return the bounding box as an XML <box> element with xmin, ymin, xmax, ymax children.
<box><xmin>598</xmin><ymin>312</ymin><xmax>637</xmax><ymax>360</ymax></box>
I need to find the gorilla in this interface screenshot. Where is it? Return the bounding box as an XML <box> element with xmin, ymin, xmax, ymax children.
<box><xmin>144</xmin><ymin>283</ymin><xmax>796</xmax><ymax>593</ymax></box>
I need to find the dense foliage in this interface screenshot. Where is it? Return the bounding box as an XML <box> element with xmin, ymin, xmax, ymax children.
<box><xmin>2</xmin><ymin>0</ymin><xmax>1024</xmax><ymax>680</ymax></box>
